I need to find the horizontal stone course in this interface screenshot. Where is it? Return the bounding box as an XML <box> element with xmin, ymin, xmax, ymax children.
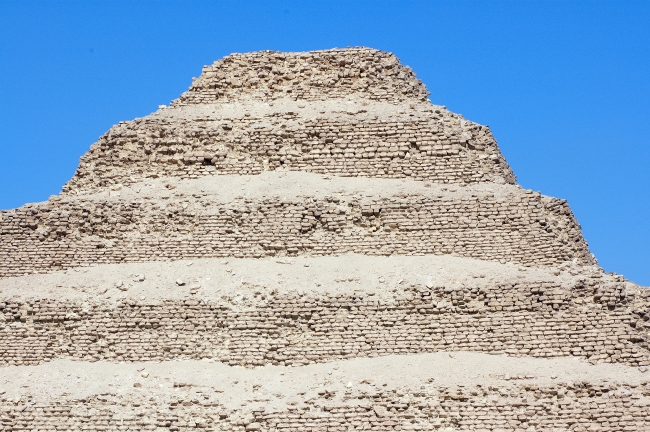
<box><xmin>173</xmin><ymin>48</ymin><xmax>430</xmax><ymax>106</ymax></box>
<box><xmin>2</xmin><ymin>280</ymin><xmax>648</xmax><ymax>367</ymax></box>
<box><xmin>0</xmin><ymin>190</ymin><xmax>593</xmax><ymax>277</ymax></box>
<box><xmin>63</xmin><ymin>109</ymin><xmax>514</xmax><ymax>192</ymax></box>
<box><xmin>2</xmin><ymin>382</ymin><xmax>649</xmax><ymax>431</ymax></box>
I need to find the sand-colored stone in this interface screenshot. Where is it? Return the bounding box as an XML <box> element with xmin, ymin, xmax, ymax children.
<box><xmin>1</xmin><ymin>47</ymin><xmax>648</xmax><ymax>431</ymax></box>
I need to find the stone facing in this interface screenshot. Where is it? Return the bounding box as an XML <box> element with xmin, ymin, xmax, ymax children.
<box><xmin>2</xmin><ymin>382</ymin><xmax>650</xmax><ymax>431</ymax></box>
<box><xmin>2</xmin><ymin>280</ymin><xmax>648</xmax><ymax>367</ymax></box>
<box><xmin>0</xmin><ymin>190</ymin><xmax>593</xmax><ymax>278</ymax></box>
<box><xmin>174</xmin><ymin>48</ymin><xmax>430</xmax><ymax>105</ymax></box>
<box><xmin>63</xmin><ymin>104</ymin><xmax>514</xmax><ymax>193</ymax></box>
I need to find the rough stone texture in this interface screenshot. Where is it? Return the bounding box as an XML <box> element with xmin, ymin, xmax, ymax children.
<box><xmin>0</xmin><ymin>185</ymin><xmax>594</xmax><ymax>278</ymax></box>
<box><xmin>1</xmin><ymin>279</ymin><xmax>649</xmax><ymax>367</ymax></box>
<box><xmin>173</xmin><ymin>48</ymin><xmax>430</xmax><ymax>105</ymax></box>
<box><xmin>62</xmin><ymin>105</ymin><xmax>515</xmax><ymax>193</ymax></box>
<box><xmin>1</xmin><ymin>48</ymin><xmax>648</xmax><ymax>431</ymax></box>
<box><xmin>3</xmin><ymin>381</ymin><xmax>650</xmax><ymax>432</ymax></box>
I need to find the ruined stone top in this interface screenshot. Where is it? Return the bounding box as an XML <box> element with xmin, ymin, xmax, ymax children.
<box><xmin>55</xmin><ymin>48</ymin><xmax>519</xmax><ymax>193</ymax></box>
<box><xmin>173</xmin><ymin>47</ymin><xmax>430</xmax><ymax>105</ymax></box>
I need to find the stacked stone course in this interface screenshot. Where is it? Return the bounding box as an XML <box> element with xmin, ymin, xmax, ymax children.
<box><xmin>64</xmin><ymin>99</ymin><xmax>513</xmax><ymax>193</ymax></box>
<box><xmin>0</xmin><ymin>188</ymin><xmax>593</xmax><ymax>277</ymax></box>
<box><xmin>2</xmin><ymin>382</ymin><xmax>650</xmax><ymax>431</ymax></box>
<box><xmin>1</xmin><ymin>279</ymin><xmax>649</xmax><ymax>368</ymax></box>
<box><xmin>174</xmin><ymin>48</ymin><xmax>430</xmax><ymax>105</ymax></box>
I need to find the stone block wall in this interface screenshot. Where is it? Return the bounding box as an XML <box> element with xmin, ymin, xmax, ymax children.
<box><xmin>63</xmin><ymin>108</ymin><xmax>514</xmax><ymax>193</ymax></box>
<box><xmin>2</xmin><ymin>280</ymin><xmax>648</xmax><ymax>367</ymax></box>
<box><xmin>2</xmin><ymin>382</ymin><xmax>649</xmax><ymax>431</ymax></box>
<box><xmin>3</xmin><ymin>47</ymin><xmax>645</xmax><ymax>432</ymax></box>
<box><xmin>0</xmin><ymin>192</ymin><xmax>594</xmax><ymax>277</ymax></box>
<box><xmin>172</xmin><ymin>48</ymin><xmax>430</xmax><ymax>106</ymax></box>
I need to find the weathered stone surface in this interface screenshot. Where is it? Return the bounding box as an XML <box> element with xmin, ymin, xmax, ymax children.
<box><xmin>2</xmin><ymin>381</ymin><xmax>650</xmax><ymax>431</ymax></box>
<box><xmin>175</xmin><ymin>48</ymin><xmax>430</xmax><ymax>105</ymax></box>
<box><xmin>1</xmin><ymin>279</ymin><xmax>648</xmax><ymax>367</ymax></box>
<box><xmin>63</xmin><ymin>104</ymin><xmax>515</xmax><ymax>192</ymax></box>
<box><xmin>0</xmin><ymin>184</ymin><xmax>594</xmax><ymax>277</ymax></box>
<box><xmin>0</xmin><ymin>47</ymin><xmax>646</xmax><ymax>431</ymax></box>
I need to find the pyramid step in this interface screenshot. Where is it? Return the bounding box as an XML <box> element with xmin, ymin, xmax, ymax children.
<box><xmin>1</xmin><ymin>354</ymin><xmax>649</xmax><ymax>431</ymax></box>
<box><xmin>63</xmin><ymin>98</ymin><xmax>514</xmax><ymax>194</ymax></box>
<box><xmin>0</xmin><ymin>174</ymin><xmax>593</xmax><ymax>278</ymax></box>
<box><xmin>1</xmin><ymin>256</ymin><xmax>647</xmax><ymax>368</ymax></box>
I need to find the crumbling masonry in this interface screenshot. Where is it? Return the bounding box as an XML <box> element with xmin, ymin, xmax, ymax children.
<box><xmin>1</xmin><ymin>48</ymin><xmax>649</xmax><ymax>431</ymax></box>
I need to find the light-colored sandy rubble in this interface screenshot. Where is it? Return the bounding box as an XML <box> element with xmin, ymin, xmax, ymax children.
<box><xmin>2</xmin><ymin>353</ymin><xmax>650</xmax><ymax>431</ymax></box>
<box><xmin>0</xmin><ymin>254</ymin><xmax>605</xmax><ymax>304</ymax></box>
<box><xmin>1</xmin><ymin>47</ymin><xmax>649</xmax><ymax>431</ymax></box>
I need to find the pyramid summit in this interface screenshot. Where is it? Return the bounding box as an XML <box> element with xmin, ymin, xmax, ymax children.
<box><xmin>1</xmin><ymin>48</ymin><xmax>649</xmax><ymax>431</ymax></box>
<box><xmin>64</xmin><ymin>47</ymin><xmax>516</xmax><ymax>194</ymax></box>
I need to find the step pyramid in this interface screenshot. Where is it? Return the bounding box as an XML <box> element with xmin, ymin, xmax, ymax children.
<box><xmin>1</xmin><ymin>48</ymin><xmax>648</xmax><ymax>431</ymax></box>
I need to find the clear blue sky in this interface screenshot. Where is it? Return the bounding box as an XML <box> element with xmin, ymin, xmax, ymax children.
<box><xmin>1</xmin><ymin>1</ymin><xmax>648</xmax><ymax>285</ymax></box>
